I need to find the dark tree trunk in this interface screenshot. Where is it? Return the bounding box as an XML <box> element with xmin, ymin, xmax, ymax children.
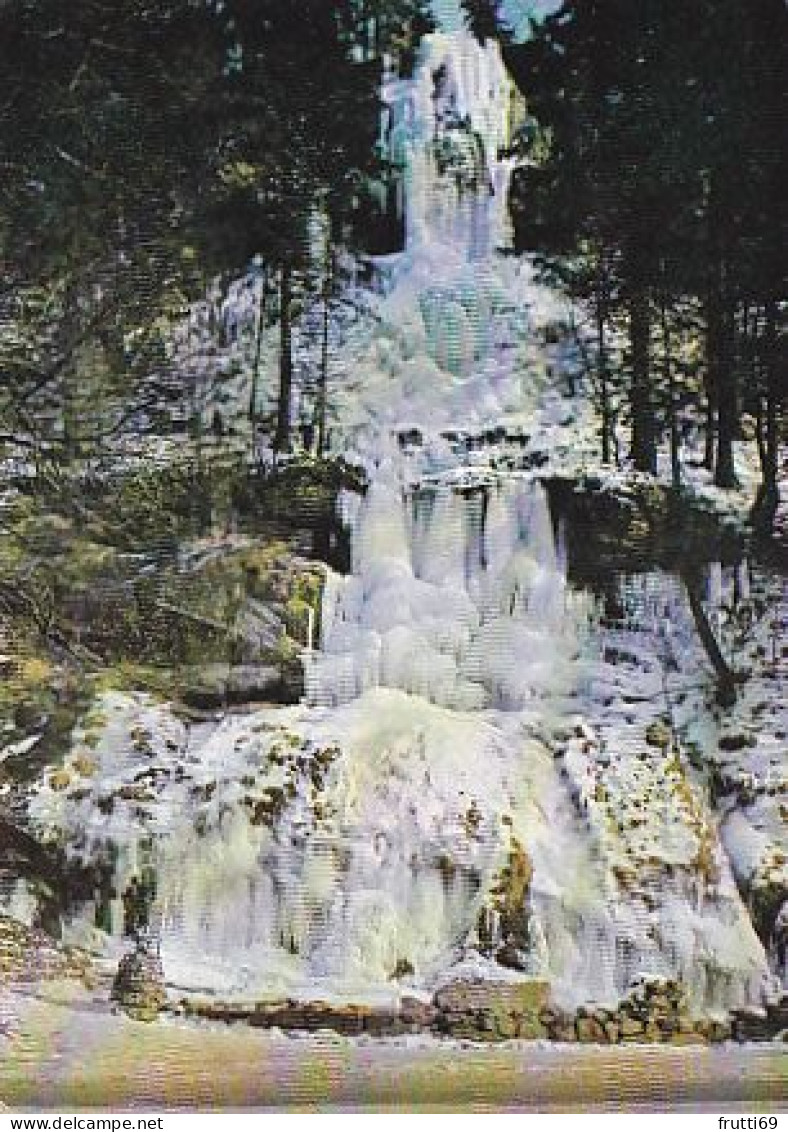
<box><xmin>703</xmin><ymin>369</ymin><xmax>717</xmax><ymax>472</ymax></box>
<box><xmin>274</xmin><ymin>263</ymin><xmax>293</xmax><ymax>454</ymax></box>
<box><xmin>628</xmin><ymin>287</ymin><xmax>656</xmax><ymax>474</ymax></box>
<box><xmin>751</xmin><ymin>299</ymin><xmax>781</xmax><ymax>534</ymax></box>
<box><xmin>595</xmin><ymin>267</ymin><xmax>612</xmax><ymax>466</ymax></box>
<box><xmin>764</xmin><ymin>299</ymin><xmax>781</xmax><ymax>506</ymax></box>
<box><xmin>683</xmin><ymin>571</ymin><xmax>738</xmax><ymax>708</ymax></box>
<box><xmin>316</xmin><ymin>245</ymin><xmax>334</xmax><ymax>458</ymax></box>
<box><xmin>661</xmin><ymin>297</ymin><xmax>681</xmax><ymax>490</ymax></box>
<box><xmin>706</xmin><ymin>187</ymin><xmax>738</xmax><ymax>489</ymax></box>
<box><xmin>248</xmin><ymin>266</ymin><xmax>268</xmax><ymax>453</ymax></box>
<box><xmin>709</xmin><ymin>286</ymin><xmax>738</xmax><ymax>488</ymax></box>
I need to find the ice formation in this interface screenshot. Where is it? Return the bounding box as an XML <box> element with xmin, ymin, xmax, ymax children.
<box><xmin>28</xmin><ymin>27</ymin><xmax>776</xmax><ymax>1015</ymax></box>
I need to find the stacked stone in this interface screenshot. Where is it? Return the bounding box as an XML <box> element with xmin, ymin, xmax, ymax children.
<box><xmin>424</xmin><ymin>975</ymin><xmax>734</xmax><ymax>1045</ymax></box>
<box><xmin>111</xmin><ymin>944</ymin><xmax>167</xmax><ymax>1022</ymax></box>
<box><xmin>0</xmin><ymin>914</ymin><xmax>91</xmax><ymax>985</ymax></box>
<box><xmin>615</xmin><ymin>977</ymin><xmax>694</xmax><ymax>1043</ymax></box>
<box><xmin>169</xmin><ymin>978</ymin><xmax>787</xmax><ymax>1043</ymax></box>
<box><xmin>432</xmin><ymin>979</ymin><xmax>550</xmax><ymax>1040</ymax></box>
<box><xmin>177</xmin><ymin>996</ymin><xmax>426</xmax><ymax>1037</ymax></box>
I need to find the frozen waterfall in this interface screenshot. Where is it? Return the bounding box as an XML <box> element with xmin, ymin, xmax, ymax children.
<box><xmin>31</xmin><ymin>28</ymin><xmax>771</xmax><ymax>1017</ymax></box>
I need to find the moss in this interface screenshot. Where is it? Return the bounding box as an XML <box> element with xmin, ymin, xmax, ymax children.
<box><xmin>247</xmin><ymin>786</ymin><xmax>288</xmax><ymax>827</ymax></box>
<box><xmin>437</xmin><ymin>853</ymin><xmax>457</xmax><ymax>887</ymax></box>
<box><xmin>270</xmin><ymin>632</ymin><xmax>299</xmax><ymax>666</ymax></box>
<box><xmin>71</xmin><ymin>752</ymin><xmax>98</xmax><ymax>777</ymax></box>
<box><xmin>17</xmin><ymin>656</ymin><xmax>54</xmax><ymax>686</ymax></box>
<box><xmin>476</xmin><ymin>838</ymin><xmax>535</xmax><ymax>955</ymax></box>
<box><xmin>234</xmin><ymin>542</ymin><xmax>289</xmax><ymax>597</ymax></box>
<box><xmin>646</xmin><ymin>720</ymin><xmax>672</xmax><ymax>749</ymax></box>
<box><xmin>462</xmin><ymin>799</ymin><xmax>483</xmax><ymax>838</ymax></box>
<box><xmin>282</xmin><ymin>568</ymin><xmax>324</xmax><ymax>643</ymax></box>
<box><xmin>491</xmin><ymin>839</ymin><xmax>533</xmax><ymax>928</ymax></box>
<box><xmin>390</xmin><ymin>958</ymin><xmax>415</xmax><ymax>981</ymax></box>
<box><xmin>90</xmin><ymin>664</ymin><xmax>171</xmax><ymax>700</ymax></box>
<box><xmin>48</xmin><ymin>768</ymin><xmax>72</xmax><ymax>791</ymax></box>
<box><xmin>693</xmin><ymin>836</ymin><xmax>721</xmax><ymax>886</ymax></box>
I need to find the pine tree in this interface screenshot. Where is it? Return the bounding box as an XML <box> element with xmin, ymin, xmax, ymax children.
<box><xmin>509</xmin><ymin>0</ymin><xmax>786</xmax><ymax>492</ymax></box>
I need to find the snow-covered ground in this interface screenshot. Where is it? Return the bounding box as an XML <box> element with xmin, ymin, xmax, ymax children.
<box><xmin>3</xmin><ymin>979</ymin><xmax>786</xmax><ymax>1111</ymax></box>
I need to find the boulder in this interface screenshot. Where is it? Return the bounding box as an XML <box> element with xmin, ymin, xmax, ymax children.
<box><xmin>399</xmin><ymin>995</ymin><xmax>438</xmax><ymax>1028</ymax></box>
<box><xmin>576</xmin><ymin>1015</ymin><xmax>608</xmax><ymax>1043</ymax></box>
<box><xmin>178</xmin><ymin>662</ymin><xmax>302</xmax><ymax>709</ymax></box>
<box><xmin>619</xmin><ymin>1015</ymin><xmax>645</xmax><ymax>1038</ymax></box>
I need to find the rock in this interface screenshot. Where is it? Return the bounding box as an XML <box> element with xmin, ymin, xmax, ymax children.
<box><xmin>671</xmin><ymin>1030</ymin><xmax>706</xmax><ymax>1045</ymax></box>
<box><xmin>226</xmin><ymin>664</ymin><xmax>300</xmax><ymax>704</ymax></box>
<box><xmin>576</xmin><ymin>1015</ymin><xmax>608</xmax><ymax>1043</ymax></box>
<box><xmin>111</xmin><ymin>943</ymin><xmax>166</xmax><ymax>1022</ymax></box>
<box><xmin>731</xmin><ymin>1006</ymin><xmax>778</xmax><ymax>1043</ymax></box>
<box><xmin>433</xmin><ymin>979</ymin><xmax>551</xmax><ymax>1041</ymax></box>
<box><xmin>434</xmin><ymin>978</ymin><xmax>550</xmax><ymax>1016</ymax></box>
<box><xmin>646</xmin><ymin>721</ymin><xmax>672</xmax><ymax>749</ymax></box>
<box><xmin>179</xmin><ymin>663</ymin><xmax>302</xmax><ymax>709</ymax></box>
<box><xmin>706</xmin><ymin>1019</ymin><xmax>732</xmax><ymax>1043</ymax></box>
<box><xmin>118</xmin><ymin>783</ymin><xmax>155</xmax><ymax>803</ymax></box>
<box><xmin>0</xmin><ymin>914</ymin><xmax>91</xmax><ymax>985</ymax></box>
<box><xmin>620</xmin><ymin>1015</ymin><xmax>645</xmax><ymax>1038</ymax></box>
<box><xmin>719</xmin><ymin>732</ymin><xmax>756</xmax><ymax>752</ymax></box>
<box><xmin>399</xmin><ymin>995</ymin><xmax>438</xmax><ymax>1028</ymax></box>
<box><xmin>178</xmin><ymin>664</ymin><xmax>230</xmax><ymax>709</ymax></box>
<box><xmin>230</xmin><ymin>600</ymin><xmax>286</xmax><ymax>664</ymax></box>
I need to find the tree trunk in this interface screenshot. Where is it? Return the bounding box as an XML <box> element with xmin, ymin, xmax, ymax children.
<box><xmin>628</xmin><ymin>287</ymin><xmax>656</xmax><ymax>474</ymax></box>
<box><xmin>316</xmin><ymin>244</ymin><xmax>334</xmax><ymax>457</ymax></box>
<box><xmin>248</xmin><ymin>266</ymin><xmax>268</xmax><ymax>457</ymax></box>
<box><xmin>751</xmin><ymin>299</ymin><xmax>781</xmax><ymax>534</ymax></box>
<box><xmin>274</xmin><ymin>263</ymin><xmax>293</xmax><ymax>454</ymax></box>
<box><xmin>660</xmin><ymin>298</ymin><xmax>681</xmax><ymax>489</ymax></box>
<box><xmin>764</xmin><ymin>299</ymin><xmax>781</xmax><ymax>509</ymax></box>
<box><xmin>703</xmin><ymin>368</ymin><xmax>717</xmax><ymax>471</ymax></box>
<box><xmin>683</xmin><ymin>570</ymin><xmax>738</xmax><ymax>708</ymax></box>
<box><xmin>706</xmin><ymin>188</ymin><xmax>737</xmax><ymax>488</ymax></box>
<box><xmin>709</xmin><ymin>286</ymin><xmax>738</xmax><ymax>488</ymax></box>
<box><xmin>595</xmin><ymin>267</ymin><xmax>612</xmax><ymax>466</ymax></box>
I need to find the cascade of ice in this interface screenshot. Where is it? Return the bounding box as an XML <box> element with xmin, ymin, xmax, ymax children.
<box><xmin>400</xmin><ymin>31</ymin><xmax>514</xmax><ymax>255</ymax></box>
<box><xmin>306</xmin><ymin>476</ymin><xmax>582</xmax><ymax>713</ymax></box>
<box><xmin>331</xmin><ymin>28</ymin><xmax>568</xmax><ymax>478</ymax></box>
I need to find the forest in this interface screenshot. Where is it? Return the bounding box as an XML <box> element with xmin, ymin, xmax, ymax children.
<box><xmin>1</xmin><ymin>0</ymin><xmax>784</xmax><ymax>518</ymax></box>
<box><xmin>506</xmin><ymin>0</ymin><xmax>786</xmax><ymax>531</ymax></box>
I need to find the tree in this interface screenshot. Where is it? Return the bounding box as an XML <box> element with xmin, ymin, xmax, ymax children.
<box><xmin>509</xmin><ymin>0</ymin><xmax>787</xmax><ymax>496</ymax></box>
<box><xmin>201</xmin><ymin>0</ymin><xmax>432</xmax><ymax>452</ymax></box>
<box><xmin>0</xmin><ymin>0</ymin><xmax>223</xmax><ymax>469</ymax></box>
<box><xmin>461</xmin><ymin>0</ymin><xmax>511</xmax><ymax>44</ymax></box>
